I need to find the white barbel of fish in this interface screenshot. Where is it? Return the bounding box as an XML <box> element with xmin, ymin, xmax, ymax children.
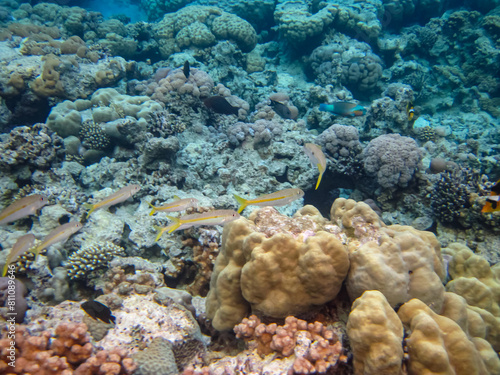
<box><xmin>86</xmin><ymin>184</ymin><xmax>141</xmax><ymax>218</ymax></box>
<box><xmin>0</xmin><ymin>194</ymin><xmax>49</xmax><ymax>225</ymax></box>
<box><xmin>303</xmin><ymin>143</ymin><xmax>327</xmax><ymax>190</ymax></box>
<box><xmin>233</xmin><ymin>188</ymin><xmax>304</xmax><ymax>214</ymax></box>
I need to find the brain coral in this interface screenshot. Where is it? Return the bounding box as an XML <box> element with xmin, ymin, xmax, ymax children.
<box><xmin>152</xmin><ymin>6</ymin><xmax>257</xmax><ymax>58</ymax></box>
<box><xmin>362</xmin><ymin>133</ymin><xmax>422</xmax><ymax>189</ymax></box>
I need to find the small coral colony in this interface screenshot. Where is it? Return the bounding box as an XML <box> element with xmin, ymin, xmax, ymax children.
<box><xmin>0</xmin><ymin>0</ymin><xmax>500</xmax><ymax>374</ymax></box>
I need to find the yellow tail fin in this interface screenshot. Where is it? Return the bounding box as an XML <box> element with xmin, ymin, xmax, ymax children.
<box><xmin>165</xmin><ymin>215</ymin><xmax>182</xmax><ymax>234</ymax></box>
<box><xmin>148</xmin><ymin>202</ymin><xmax>156</xmax><ymax>216</ymax></box>
<box><xmin>1</xmin><ymin>263</ymin><xmax>8</xmax><ymax>277</ymax></box>
<box><xmin>154</xmin><ymin>225</ymin><xmax>166</xmax><ymax>242</ymax></box>
<box><xmin>233</xmin><ymin>194</ymin><xmax>248</xmax><ymax>214</ymax></box>
<box><xmin>84</xmin><ymin>203</ymin><xmax>95</xmax><ymax>219</ymax></box>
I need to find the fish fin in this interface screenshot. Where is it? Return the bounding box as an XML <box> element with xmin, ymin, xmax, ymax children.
<box><xmin>1</xmin><ymin>264</ymin><xmax>8</xmax><ymax>277</ymax></box>
<box><xmin>83</xmin><ymin>203</ymin><xmax>95</xmax><ymax>219</ymax></box>
<box><xmin>165</xmin><ymin>216</ymin><xmax>181</xmax><ymax>234</ymax></box>
<box><xmin>173</xmin><ymin>195</ymin><xmax>180</xmax><ymax>200</ymax></box>
<box><xmin>315</xmin><ymin>171</ymin><xmax>324</xmax><ymax>190</ymax></box>
<box><xmin>233</xmin><ymin>194</ymin><xmax>248</xmax><ymax>214</ymax></box>
<box><xmin>147</xmin><ymin>202</ymin><xmax>156</xmax><ymax>216</ymax></box>
<box><xmin>153</xmin><ymin>225</ymin><xmax>167</xmax><ymax>241</ymax></box>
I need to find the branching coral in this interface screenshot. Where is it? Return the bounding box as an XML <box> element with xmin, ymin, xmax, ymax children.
<box><xmin>234</xmin><ymin>315</ymin><xmax>342</xmax><ymax>373</ymax></box>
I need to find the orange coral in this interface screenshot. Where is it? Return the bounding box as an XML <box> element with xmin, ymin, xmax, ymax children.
<box><xmin>234</xmin><ymin>315</ymin><xmax>342</xmax><ymax>373</ymax></box>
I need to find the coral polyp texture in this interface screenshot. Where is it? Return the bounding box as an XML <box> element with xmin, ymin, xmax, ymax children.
<box><xmin>0</xmin><ymin>0</ymin><xmax>499</xmax><ymax>373</ymax></box>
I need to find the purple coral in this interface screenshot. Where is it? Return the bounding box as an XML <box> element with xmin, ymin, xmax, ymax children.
<box><xmin>363</xmin><ymin>134</ymin><xmax>422</xmax><ymax>189</ymax></box>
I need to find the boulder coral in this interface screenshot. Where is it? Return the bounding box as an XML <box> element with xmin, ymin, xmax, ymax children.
<box><xmin>398</xmin><ymin>298</ymin><xmax>496</xmax><ymax>375</ymax></box>
<box><xmin>152</xmin><ymin>6</ymin><xmax>257</xmax><ymax>58</ymax></box>
<box><xmin>346</xmin><ymin>290</ymin><xmax>404</xmax><ymax>375</ymax></box>
<box><xmin>206</xmin><ymin>205</ymin><xmax>350</xmax><ymax>331</ymax></box>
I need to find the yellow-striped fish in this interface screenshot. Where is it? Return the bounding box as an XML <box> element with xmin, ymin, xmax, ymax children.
<box><xmin>0</xmin><ymin>194</ymin><xmax>49</xmax><ymax>225</ymax></box>
<box><xmin>148</xmin><ymin>196</ymin><xmax>198</xmax><ymax>216</ymax></box>
<box><xmin>86</xmin><ymin>184</ymin><xmax>140</xmax><ymax>218</ymax></box>
<box><xmin>153</xmin><ymin>224</ymin><xmax>177</xmax><ymax>241</ymax></box>
<box><xmin>233</xmin><ymin>188</ymin><xmax>304</xmax><ymax>214</ymax></box>
<box><xmin>1</xmin><ymin>234</ymin><xmax>36</xmax><ymax>276</ymax></box>
<box><xmin>32</xmin><ymin>221</ymin><xmax>83</xmax><ymax>255</ymax></box>
<box><xmin>303</xmin><ymin>143</ymin><xmax>327</xmax><ymax>190</ymax></box>
<box><xmin>165</xmin><ymin>210</ymin><xmax>240</xmax><ymax>234</ymax></box>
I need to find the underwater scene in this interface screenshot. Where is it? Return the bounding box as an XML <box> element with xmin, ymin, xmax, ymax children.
<box><xmin>0</xmin><ymin>0</ymin><xmax>499</xmax><ymax>373</ymax></box>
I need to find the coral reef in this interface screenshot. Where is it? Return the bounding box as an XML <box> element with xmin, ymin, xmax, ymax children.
<box><xmin>65</xmin><ymin>242</ymin><xmax>126</xmax><ymax>280</ymax></box>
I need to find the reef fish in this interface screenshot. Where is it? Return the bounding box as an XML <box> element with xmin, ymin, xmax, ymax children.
<box><xmin>481</xmin><ymin>179</ymin><xmax>500</xmax><ymax>213</ymax></box>
<box><xmin>165</xmin><ymin>210</ymin><xmax>240</xmax><ymax>234</ymax></box>
<box><xmin>303</xmin><ymin>143</ymin><xmax>327</xmax><ymax>190</ymax></box>
<box><xmin>407</xmin><ymin>101</ymin><xmax>415</xmax><ymax>122</ymax></box>
<box><xmin>203</xmin><ymin>96</ymin><xmax>239</xmax><ymax>116</ymax></box>
<box><xmin>81</xmin><ymin>300</ymin><xmax>116</xmax><ymax>324</ymax></box>
<box><xmin>154</xmin><ymin>223</ymin><xmax>177</xmax><ymax>241</ymax></box>
<box><xmin>0</xmin><ymin>194</ymin><xmax>49</xmax><ymax>225</ymax></box>
<box><xmin>270</xmin><ymin>99</ymin><xmax>293</xmax><ymax>119</ymax></box>
<box><xmin>183</xmin><ymin>61</ymin><xmax>190</xmax><ymax>79</ymax></box>
<box><xmin>86</xmin><ymin>184</ymin><xmax>141</xmax><ymax>218</ymax></box>
<box><xmin>148</xmin><ymin>196</ymin><xmax>198</xmax><ymax>216</ymax></box>
<box><xmin>234</xmin><ymin>188</ymin><xmax>305</xmax><ymax>214</ymax></box>
<box><xmin>1</xmin><ymin>234</ymin><xmax>36</xmax><ymax>276</ymax></box>
<box><xmin>32</xmin><ymin>221</ymin><xmax>83</xmax><ymax>255</ymax></box>
<box><xmin>319</xmin><ymin>102</ymin><xmax>366</xmax><ymax>116</ymax></box>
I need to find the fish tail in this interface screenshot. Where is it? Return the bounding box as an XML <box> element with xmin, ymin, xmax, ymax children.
<box><xmin>315</xmin><ymin>172</ymin><xmax>324</xmax><ymax>190</ymax></box>
<box><xmin>147</xmin><ymin>202</ymin><xmax>156</xmax><ymax>216</ymax></box>
<box><xmin>481</xmin><ymin>201</ymin><xmax>495</xmax><ymax>213</ymax></box>
<box><xmin>233</xmin><ymin>194</ymin><xmax>248</xmax><ymax>214</ymax></box>
<box><xmin>165</xmin><ymin>216</ymin><xmax>182</xmax><ymax>234</ymax></box>
<box><xmin>154</xmin><ymin>225</ymin><xmax>166</xmax><ymax>242</ymax></box>
<box><xmin>1</xmin><ymin>264</ymin><xmax>8</xmax><ymax>277</ymax></box>
<box><xmin>83</xmin><ymin>203</ymin><xmax>95</xmax><ymax>219</ymax></box>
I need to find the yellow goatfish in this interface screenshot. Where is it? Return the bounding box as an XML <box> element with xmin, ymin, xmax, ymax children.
<box><xmin>0</xmin><ymin>194</ymin><xmax>49</xmax><ymax>225</ymax></box>
<box><xmin>1</xmin><ymin>234</ymin><xmax>36</xmax><ymax>276</ymax></box>
<box><xmin>32</xmin><ymin>221</ymin><xmax>83</xmax><ymax>255</ymax></box>
<box><xmin>86</xmin><ymin>184</ymin><xmax>141</xmax><ymax>218</ymax></box>
<box><xmin>153</xmin><ymin>223</ymin><xmax>177</xmax><ymax>241</ymax></box>
<box><xmin>148</xmin><ymin>196</ymin><xmax>198</xmax><ymax>216</ymax></box>
<box><xmin>165</xmin><ymin>210</ymin><xmax>240</xmax><ymax>234</ymax></box>
<box><xmin>303</xmin><ymin>143</ymin><xmax>327</xmax><ymax>190</ymax></box>
<box><xmin>234</xmin><ymin>188</ymin><xmax>305</xmax><ymax>214</ymax></box>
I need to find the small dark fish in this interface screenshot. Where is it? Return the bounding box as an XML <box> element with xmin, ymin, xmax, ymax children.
<box><xmin>183</xmin><ymin>61</ymin><xmax>190</xmax><ymax>79</ymax></box>
<box><xmin>81</xmin><ymin>300</ymin><xmax>116</xmax><ymax>324</ymax></box>
<box><xmin>270</xmin><ymin>99</ymin><xmax>293</xmax><ymax>119</ymax></box>
<box><xmin>203</xmin><ymin>96</ymin><xmax>239</xmax><ymax>116</ymax></box>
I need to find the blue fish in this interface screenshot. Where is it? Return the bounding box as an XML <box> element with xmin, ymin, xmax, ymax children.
<box><xmin>319</xmin><ymin>102</ymin><xmax>366</xmax><ymax>116</ymax></box>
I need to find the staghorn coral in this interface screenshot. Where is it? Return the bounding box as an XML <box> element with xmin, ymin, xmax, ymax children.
<box><xmin>234</xmin><ymin>315</ymin><xmax>342</xmax><ymax>373</ymax></box>
<box><xmin>65</xmin><ymin>242</ymin><xmax>125</xmax><ymax>280</ymax></box>
<box><xmin>0</xmin><ymin>123</ymin><xmax>63</xmax><ymax>171</ymax></box>
<box><xmin>362</xmin><ymin>133</ymin><xmax>422</xmax><ymax>190</ymax></box>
